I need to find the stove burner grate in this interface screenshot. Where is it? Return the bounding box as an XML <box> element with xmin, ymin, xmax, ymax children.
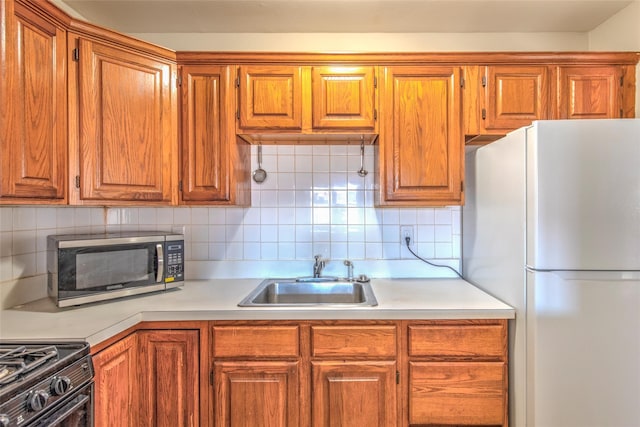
<box><xmin>0</xmin><ymin>345</ymin><xmax>58</xmax><ymax>386</ymax></box>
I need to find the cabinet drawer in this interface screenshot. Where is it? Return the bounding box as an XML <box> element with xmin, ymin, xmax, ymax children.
<box><xmin>212</xmin><ymin>326</ymin><xmax>299</xmax><ymax>357</ymax></box>
<box><xmin>408</xmin><ymin>324</ymin><xmax>505</xmax><ymax>359</ymax></box>
<box><xmin>311</xmin><ymin>325</ymin><xmax>396</xmax><ymax>357</ymax></box>
<box><xmin>409</xmin><ymin>361</ymin><xmax>507</xmax><ymax>426</ymax></box>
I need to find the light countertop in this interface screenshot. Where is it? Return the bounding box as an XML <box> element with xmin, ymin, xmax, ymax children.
<box><xmin>0</xmin><ymin>278</ymin><xmax>514</xmax><ymax>346</ymax></box>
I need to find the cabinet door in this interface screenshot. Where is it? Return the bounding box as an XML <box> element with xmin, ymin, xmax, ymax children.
<box><xmin>180</xmin><ymin>65</ymin><xmax>248</xmax><ymax>204</ymax></box>
<box><xmin>483</xmin><ymin>65</ymin><xmax>549</xmax><ymax>132</ymax></box>
<box><xmin>311</xmin><ymin>66</ymin><xmax>376</xmax><ymax>130</ymax></box>
<box><xmin>409</xmin><ymin>361</ymin><xmax>507</xmax><ymax>426</ymax></box>
<box><xmin>380</xmin><ymin>66</ymin><xmax>463</xmax><ymax>206</ymax></box>
<box><xmin>75</xmin><ymin>38</ymin><xmax>175</xmax><ymax>203</ymax></box>
<box><xmin>0</xmin><ymin>0</ymin><xmax>67</xmax><ymax>202</ymax></box>
<box><xmin>312</xmin><ymin>361</ymin><xmax>397</xmax><ymax>427</ymax></box>
<box><xmin>237</xmin><ymin>65</ymin><xmax>303</xmax><ymax>130</ymax></box>
<box><xmin>555</xmin><ymin>66</ymin><xmax>622</xmax><ymax>119</ymax></box>
<box><xmin>214</xmin><ymin>361</ymin><xmax>300</xmax><ymax>427</ymax></box>
<box><xmin>138</xmin><ymin>330</ymin><xmax>200</xmax><ymax>427</ymax></box>
<box><xmin>93</xmin><ymin>333</ymin><xmax>139</xmax><ymax>427</ymax></box>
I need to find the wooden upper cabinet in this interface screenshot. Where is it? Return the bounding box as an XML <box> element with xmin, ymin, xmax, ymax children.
<box><xmin>0</xmin><ymin>0</ymin><xmax>67</xmax><ymax>203</ymax></box>
<box><xmin>483</xmin><ymin>65</ymin><xmax>549</xmax><ymax>132</ymax></box>
<box><xmin>236</xmin><ymin>64</ymin><xmax>378</xmax><ymax>141</ymax></box>
<box><xmin>71</xmin><ymin>37</ymin><xmax>176</xmax><ymax>204</ymax></box>
<box><xmin>237</xmin><ymin>65</ymin><xmax>303</xmax><ymax>130</ymax></box>
<box><xmin>179</xmin><ymin>65</ymin><xmax>249</xmax><ymax>205</ymax></box>
<box><xmin>311</xmin><ymin>66</ymin><xmax>376</xmax><ymax>130</ymax></box>
<box><xmin>379</xmin><ymin>66</ymin><xmax>463</xmax><ymax>206</ymax></box>
<box><xmin>553</xmin><ymin>65</ymin><xmax>623</xmax><ymax>119</ymax></box>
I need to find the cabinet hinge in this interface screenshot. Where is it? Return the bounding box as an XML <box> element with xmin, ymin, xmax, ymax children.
<box><xmin>481</xmin><ymin>108</ymin><xmax>486</xmax><ymax>120</ymax></box>
<box><xmin>620</xmin><ymin>76</ymin><xmax>624</xmax><ymax>87</ymax></box>
<box><xmin>210</xmin><ymin>371</ymin><xmax>214</xmax><ymax>385</ymax></box>
<box><xmin>75</xmin><ymin>175</ymin><xmax>80</xmax><ymax>189</ymax></box>
<box><xmin>235</xmin><ymin>76</ymin><xmax>240</xmax><ymax>88</ymax></box>
<box><xmin>460</xmin><ymin>77</ymin><xmax>465</xmax><ymax>88</ymax></box>
<box><xmin>396</xmin><ymin>371</ymin><xmax>400</xmax><ymax>385</ymax></box>
<box><xmin>72</xmin><ymin>48</ymin><xmax>79</xmax><ymax>62</ymax></box>
<box><xmin>236</xmin><ymin>110</ymin><xmax>240</xmax><ymax>120</ymax></box>
<box><xmin>481</xmin><ymin>76</ymin><xmax>487</xmax><ymax>87</ymax></box>
<box><xmin>177</xmin><ymin>75</ymin><xmax>182</xmax><ymax>87</ymax></box>
<box><xmin>178</xmin><ymin>180</ymin><xmax>183</xmax><ymax>191</ymax></box>
<box><xmin>461</xmin><ymin>181</ymin><xmax>465</xmax><ymax>192</ymax></box>
<box><xmin>374</xmin><ymin>76</ymin><xmax>377</xmax><ymax>89</ymax></box>
<box><xmin>374</xmin><ymin>109</ymin><xmax>377</xmax><ymax>121</ymax></box>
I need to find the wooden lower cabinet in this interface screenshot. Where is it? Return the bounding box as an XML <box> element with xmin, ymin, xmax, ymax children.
<box><xmin>92</xmin><ymin>325</ymin><xmax>204</xmax><ymax>427</ymax></box>
<box><xmin>404</xmin><ymin>320</ymin><xmax>508</xmax><ymax>427</ymax></box>
<box><xmin>312</xmin><ymin>361</ymin><xmax>397</xmax><ymax>427</ymax></box>
<box><xmin>138</xmin><ymin>329</ymin><xmax>200</xmax><ymax>427</ymax></box>
<box><xmin>94</xmin><ymin>319</ymin><xmax>508</xmax><ymax>427</ymax></box>
<box><xmin>214</xmin><ymin>361</ymin><xmax>300</xmax><ymax>427</ymax></box>
<box><xmin>93</xmin><ymin>333</ymin><xmax>139</xmax><ymax>427</ymax></box>
<box><xmin>409</xmin><ymin>361</ymin><xmax>507</xmax><ymax>426</ymax></box>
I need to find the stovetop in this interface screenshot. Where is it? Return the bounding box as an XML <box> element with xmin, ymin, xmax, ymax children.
<box><xmin>0</xmin><ymin>342</ymin><xmax>90</xmax><ymax>400</ymax></box>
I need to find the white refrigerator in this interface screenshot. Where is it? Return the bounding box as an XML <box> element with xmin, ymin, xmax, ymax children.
<box><xmin>462</xmin><ymin>119</ymin><xmax>640</xmax><ymax>427</ymax></box>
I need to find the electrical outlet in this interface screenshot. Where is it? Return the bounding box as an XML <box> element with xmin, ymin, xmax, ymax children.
<box><xmin>400</xmin><ymin>225</ymin><xmax>414</xmax><ymax>246</ymax></box>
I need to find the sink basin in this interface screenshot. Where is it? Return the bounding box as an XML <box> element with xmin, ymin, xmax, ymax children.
<box><xmin>238</xmin><ymin>278</ymin><xmax>378</xmax><ymax>307</ymax></box>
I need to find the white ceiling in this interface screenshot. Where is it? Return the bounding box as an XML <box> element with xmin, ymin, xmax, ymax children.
<box><xmin>56</xmin><ymin>0</ymin><xmax>634</xmax><ymax>34</ymax></box>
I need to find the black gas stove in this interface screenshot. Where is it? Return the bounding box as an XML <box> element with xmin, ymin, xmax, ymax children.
<box><xmin>0</xmin><ymin>342</ymin><xmax>94</xmax><ymax>427</ymax></box>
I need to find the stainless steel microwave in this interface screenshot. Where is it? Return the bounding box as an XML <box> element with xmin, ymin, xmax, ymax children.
<box><xmin>47</xmin><ymin>231</ymin><xmax>184</xmax><ymax>307</ymax></box>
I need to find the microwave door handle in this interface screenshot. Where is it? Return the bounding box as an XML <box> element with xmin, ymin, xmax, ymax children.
<box><xmin>156</xmin><ymin>244</ymin><xmax>164</xmax><ymax>283</ymax></box>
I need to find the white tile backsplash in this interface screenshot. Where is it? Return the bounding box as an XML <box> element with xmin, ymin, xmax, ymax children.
<box><xmin>0</xmin><ymin>145</ymin><xmax>461</xmax><ymax>290</ymax></box>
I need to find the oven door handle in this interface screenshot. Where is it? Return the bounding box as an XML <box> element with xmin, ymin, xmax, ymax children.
<box><xmin>156</xmin><ymin>243</ymin><xmax>164</xmax><ymax>283</ymax></box>
<box><xmin>39</xmin><ymin>392</ymin><xmax>90</xmax><ymax>426</ymax></box>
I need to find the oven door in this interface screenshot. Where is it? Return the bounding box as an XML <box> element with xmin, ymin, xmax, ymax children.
<box><xmin>56</xmin><ymin>240</ymin><xmax>165</xmax><ymax>300</ymax></box>
<box><xmin>31</xmin><ymin>382</ymin><xmax>93</xmax><ymax>427</ymax></box>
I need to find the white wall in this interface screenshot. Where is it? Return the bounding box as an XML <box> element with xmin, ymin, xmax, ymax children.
<box><xmin>129</xmin><ymin>32</ymin><xmax>589</xmax><ymax>52</ymax></box>
<box><xmin>588</xmin><ymin>1</ymin><xmax>640</xmax><ymax>113</ymax></box>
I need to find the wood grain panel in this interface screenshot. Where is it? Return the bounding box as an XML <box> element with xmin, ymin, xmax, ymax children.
<box><xmin>484</xmin><ymin>65</ymin><xmax>549</xmax><ymax>131</ymax></box>
<box><xmin>138</xmin><ymin>330</ymin><xmax>200</xmax><ymax>427</ymax></box>
<box><xmin>93</xmin><ymin>333</ymin><xmax>138</xmax><ymax>427</ymax></box>
<box><xmin>312</xmin><ymin>361</ymin><xmax>396</xmax><ymax>427</ymax></box>
<box><xmin>311</xmin><ymin>66</ymin><xmax>376</xmax><ymax>130</ymax></box>
<box><xmin>212</xmin><ymin>325</ymin><xmax>300</xmax><ymax>357</ymax></box>
<box><xmin>0</xmin><ymin>1</ymin><xmax>67</xmax><ymax>202</ymax></box>
<box><xmin>408</xmin><ymin>323</ymin><xmax>506</xmax><ymax>359</ymax></box>
<box><xmin>311</xmin><ymin>325</ymin><xmax>396</xmax><ymax>357</ymax></box>
<box><xmin>556</xmin><ymin>66</ymin><xmax>622</xmax><ymax>119</ymax></box>
<box><xmin>238</xmin><ymin>65</ymin><xmax>303</xmax><ymax>130</ymax></box>
<box><xmin>77</xmin><ymin>37</ymin><xmax>174</xmax><ymax>202</ymax></box>
<box><xmin>380</xmin><ymin>66</ymin><xmax>462</xmax><ymax>206</ymax></box>
<box><xmin>409</xmin><ymin>361</ymin><xmax>507</xmax><ymax>426</ymax></box>
<box><xmin>214</xmin><ymin>361</ymin><xmax>299</xmax><ymax>427</ymax></box>
<box><xmin>180</xmin><ymin>65</ymin><xmax>231</xmax><ymax>202</ymax></box>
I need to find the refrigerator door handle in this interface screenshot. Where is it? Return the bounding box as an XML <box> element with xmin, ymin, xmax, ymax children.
<box><xmin>526</xmin><ymin>268</ymin><xmax>640</xmax><ymax>281</ymax></box>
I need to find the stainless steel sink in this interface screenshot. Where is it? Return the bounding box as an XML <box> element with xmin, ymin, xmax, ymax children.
<box><xmin>238</xmin><ymin>278</ymin><xmax>378</xmax><ymax>307</ymax></box>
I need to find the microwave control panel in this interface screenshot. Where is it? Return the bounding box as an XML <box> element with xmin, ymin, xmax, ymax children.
<box><xmin>165</xmin><ymin>241</ymin><xmax>184</xmax><ymax>282</ymax></box>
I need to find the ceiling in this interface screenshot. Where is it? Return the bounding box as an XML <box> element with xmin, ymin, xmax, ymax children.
<box><xmin>55</xmin><ymin>0</ymin><xmax>634</xmax><ymax>34</ymax></box>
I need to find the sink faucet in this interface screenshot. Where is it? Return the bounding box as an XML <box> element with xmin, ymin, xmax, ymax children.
<box><xmin>313</xmin><ymin>255</ymin><xmax>326</xmax><ymax>278</ymax></box>
<box><xmin>343</xmin><ymin>260</ymin><xmax>354</xmax><ymax>281</ymax></box>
